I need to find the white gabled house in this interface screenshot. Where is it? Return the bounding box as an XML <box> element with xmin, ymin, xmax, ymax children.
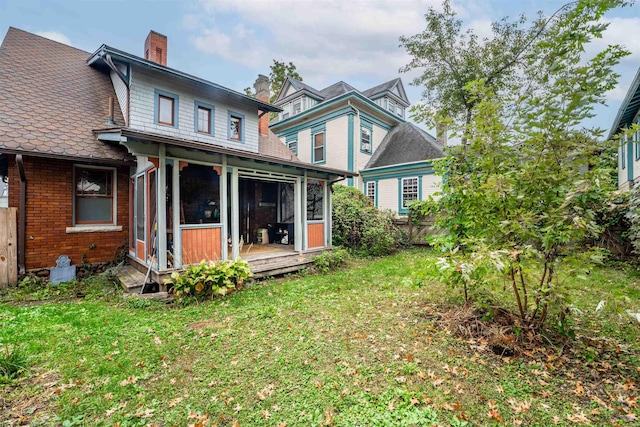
<box><xmin>270</xmin><ymin>77</ymin><xmax>443</xmax><ymax>215</ymax></box>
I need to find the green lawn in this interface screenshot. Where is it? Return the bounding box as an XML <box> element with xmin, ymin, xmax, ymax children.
<box><xmin>1</xmin><ymin>249</ymin><xmax>638</xmax><ymax>426</ymax></box>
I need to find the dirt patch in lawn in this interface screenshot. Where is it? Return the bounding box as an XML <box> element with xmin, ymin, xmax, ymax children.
<box><xmin>0</xmin><ymin>369</ymin><xmax>64</xmax><ymax>426</ymax></box>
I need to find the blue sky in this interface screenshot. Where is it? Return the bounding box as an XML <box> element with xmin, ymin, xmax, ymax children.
<box><xmin>1</xmin><ymin>0</ymin><xmax>639</xmax><ymax>134</ymax></box>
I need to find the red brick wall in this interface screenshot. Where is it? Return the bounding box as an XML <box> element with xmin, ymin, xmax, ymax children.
<box><xmin>7</xmin><ymin>155</ymin><xmax>129</xmax><ymax>270</ymax></box>
<box><xmin>144</xmin><ymin>31</ymin><xmax>167</xmax><ymax>66</ymax></box>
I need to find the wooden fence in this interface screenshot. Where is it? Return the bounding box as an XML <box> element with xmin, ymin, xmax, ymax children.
<box><xmin>0</xmin><ymin>207</ymin><xmax>18</xmax><ymax>288</ymax></box>
<box><xmin>394</xmin><ymin>215</ymin><xmax>435</xmax><ymax>245</ymax></box>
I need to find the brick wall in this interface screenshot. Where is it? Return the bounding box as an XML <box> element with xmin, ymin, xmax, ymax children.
<box><xmin>7</xmin><ymin>155</ymin><xmax>129</xmax><ymax>271</ymax></box>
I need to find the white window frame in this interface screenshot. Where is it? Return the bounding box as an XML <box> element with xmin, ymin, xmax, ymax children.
<box><xmin>366</xmin><ymin>181</ymin><xmax>376</xmax><ymax>205</ymax></box>
<box><xmin>401</xmin><ymin>176</ymin><xmax>418</xmax><ymax>208</ymax></box>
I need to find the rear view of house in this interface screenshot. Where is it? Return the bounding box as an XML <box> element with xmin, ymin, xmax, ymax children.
<box><xmin>0</xmin><ymin>28</ymin><xmax>352</xmax><ymax>286</ymax></box>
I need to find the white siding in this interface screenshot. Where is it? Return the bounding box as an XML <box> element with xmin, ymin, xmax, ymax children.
<box><xmin>110</xmin><ymin>70</ymin><xmax>129</xmax><ymax>125</ymax></box>
<box><xmin>619</xmin><ymin>142</ymin><xmax>628</xmax><ymax>190</ymax></box>
<box><xmin>325</xmin><ymin>116</ymin><xmax>349</xmax><ymax>170</ymax></box>
<box><xmin>298</xmin><ymin>129</ymin><xmax>311</xmax><ymax>162</ymax></box>
<box><xmin>128</xmin><ymin>67</ymin><xmax>259</xmax><ymax>153</ymax></box>
<box><xmin>377</xmin><ymin>178</ymin><xmax>398</xmax><ymax>213</ymax></box>
<box><xmin>422</xmin><ymin>174</ymin><xmax>441</xmax><ymax>199</ymax></box>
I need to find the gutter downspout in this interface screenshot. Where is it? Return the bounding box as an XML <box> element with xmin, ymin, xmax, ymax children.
<box><xmin>16</xmin><ymin>155</ymin><xmax>26</xmax><ymax>275</ymax></box>
<box><xmin>103</xmin><ymin>53</ymin><xmax>130</xmax><ymax>88</ymax></box>
<box><xmin>348</xmin><ymin>100</ymin><xmax>360</xmax><ymax>189</ymax></box>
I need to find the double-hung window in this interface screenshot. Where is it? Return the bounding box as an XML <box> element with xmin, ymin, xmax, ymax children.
<box><xmin>287</xmin><ymin>134</ymin><xmax>298</xmax><ymax>155</ymax></box>
<box><xmin>74</xmin><ymin>166</ymin><xmax>115</xmax><ymax>225</ymax></box>
<box><xmin>292</xmin><ymin>99</ymin><xmax>302</xmax><ymax>115</ymax></box>
<box><xmin>361</xmin><ymin>125</ymin><xmax>372</xmax><ymax>153</ymax></box>
<box><xmin>194</xmin><ymin>101</ymin><xmax>215</xmax><ymax>136</ymax></box>
<box><xmin>366</xmin><ymin>181</ymin><xmax>376</xmax><ymax>205</ymax></box>
<box><xmin>401</xmin><ymin>177</ymin><xmax>418</xmax><ymax>208</ymax></box>
<box><xmin>313</xmin><ymin>132</ymin><xmax>325</xmax><ymax>163</ymax></box>
<box><xmin>155</xmin><ymin>89</ymin><xmax>179</xmax><ymax>127</ymax></box>
<box><xmin>228</xmin><ymin>111</ymin><xmax>245</xmax><ymax>142</ymax></box>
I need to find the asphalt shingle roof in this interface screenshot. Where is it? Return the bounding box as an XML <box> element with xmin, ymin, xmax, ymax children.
<box><xmin>365</xmin><ymin>122</ymin><xmax>443</xmax><ymax>169</ymax></box>
<box><xmin>0</xmin><ymin>27</ymin><xmax>132</xmax><ymax>163</ymax></box>
<box><xmin>320</xmin><ymin>81</ymin><xmax>358</xmax><ymax>101</ymax></box>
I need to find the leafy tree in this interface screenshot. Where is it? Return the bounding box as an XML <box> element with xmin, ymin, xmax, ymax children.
<box><xmin>268</xmin><ymin>59</ymin><xmax>302</xmax><ymax>103</ymax></box>
<box><xmin>244</xmin><ymin>59</ymin><xmax>303</xmax><ymax>103</ymax></box>
<box><xmin>405</xmin><ymin>0</ymin><xmax>631</xmax><ymax>331</ymax></box>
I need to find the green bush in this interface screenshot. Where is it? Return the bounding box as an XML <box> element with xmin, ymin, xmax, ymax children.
<box><xmin>0</xmin><ymin>345</ymin><xmax>28</xmax><ymax>382</ymax></box>
<box><xmin>312</xmin><ymin>248</ymin><xmax>349</xmax><ymax>274</ymax></box>
<box><xmin>164</xmin><ymin>258</ymin><xmax>252</xmax><ymax>305</ymax></box>
<box><xmin>332</xmin><ymin>185</ymin><xmax>403</xmax><ymax>256</ymax></box>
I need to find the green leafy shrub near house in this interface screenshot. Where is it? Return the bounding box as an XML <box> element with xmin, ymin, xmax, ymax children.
<box><xmin>332</xmin><ymin>185</ymin><xmax>403</xmax><ymax>256</ymax></box>
<box><xmin>164</xmin><ymin>259</ymin><xmax>252</xmax><ymax>305</ymax></box>
<box><xmin>311</xmin><ymin>248</ymin><xmax>349</xmax><ymax>274</ymax></box>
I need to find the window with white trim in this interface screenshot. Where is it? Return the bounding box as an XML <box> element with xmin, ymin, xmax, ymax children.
<box><xmin>621</xmin><ymin>141</ymin><xmax>626</xmax><ymax>169</ymax></box>
<box><xmin>361</xmin><ymin>126</ymin><xmax>371</xmax><ymax>153</ymax></box>
<box><xmin>287</xmin><ymin>139</ymin><xmax>297</xmax><ymax>154</ymax></box>
<box><xmin>313</xmin><ymin>132</ymin><xmax>325</xmax><ymax>163</ymax></box>
<box><xmin>292</xmin><ymin>98</ymin><xmax>302</xmax><ymax>115</ymax></box>
<box><xmin>366</xmin><ymin>181</ymin><xmax>376</xmax><ymax>204</ymax></box>
<box><xmin>402</xmin><ymin>177</ymin><xmax>418</xmax><ymax>208</ymax></box>
<box><xmin>387</xmin><ymin>99</ymin><xmax>396</xmax><ymax>114</ymax></box>
<box><xmin>74</xmin><ymin>166</ymin><xmax>116</xmax><ymax>225</ymax></box>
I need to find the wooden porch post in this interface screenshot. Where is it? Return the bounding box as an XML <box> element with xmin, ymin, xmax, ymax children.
<box><xmin>221</xmin><ymin>156</ymin><xmax>228</xmax><ymax>261</ymax></box>
<box><xmin>325</xmin><ymin>179</ymin><xmax>331</xmax><ymax>247</ymax></box>
<box><xmin>302</xmin><ymin>172</ymin><xmax>308</xmax><ymax>250</ymax></box>
<box><xmin>294</xmin><ymin>176</ymin><xmax>303</xmax><ymax>253</ymax></box>
<box><xmin>231</xmin><ymin>167</ymin><xmax>240</xmax><ymax>259</ymax></box>
<box><xmin>157</xmin><ymin>144</ymin><xmax>167</xmax><ymax>270</ymax></box>
<box><xmin>172</xmin><ymin>159</ymin><xmax>181</xmax><ymax>267</ymax></box>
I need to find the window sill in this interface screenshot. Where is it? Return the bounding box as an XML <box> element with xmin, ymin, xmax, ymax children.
<box><xmin>66</xmin><ymin>225</ymin><xmax>123</xmax><ymax>234</ymax></box>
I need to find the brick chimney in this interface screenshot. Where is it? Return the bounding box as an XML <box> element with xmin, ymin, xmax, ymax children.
<box><xmin>254</xmin><ymin>74</ymin><xmax>270</xmax><ymax>136</ymax></box>
<box><xmin>144</xmin><ymin>30</ymin><xmax>167</xmax><ymax>66</ymax></box>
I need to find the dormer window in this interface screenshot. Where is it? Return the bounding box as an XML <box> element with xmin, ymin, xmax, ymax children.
<box><xmin>387</xmin><ymin>99</ymin><xmax>396</xmax><ymax>114</ymax></box>
<box><xmin>293</xmin><ymin>99</ymin><xmax>302</xmax><ymax>115</ymax></box>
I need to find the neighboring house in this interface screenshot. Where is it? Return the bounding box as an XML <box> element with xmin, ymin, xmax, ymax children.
<box><xmin>269</xmin><ymin>77</ymin><xmax>443</xmax><ymax>215</ymax></box>
<box><xmin>0</xmin><ymin>28</ymin><xmax>352</xmax><ymax>284</ymax></box>
<box><xmin>610</xmin><ymin>67</ymin><xmax>640</xmax><ymax>190</ymax></box>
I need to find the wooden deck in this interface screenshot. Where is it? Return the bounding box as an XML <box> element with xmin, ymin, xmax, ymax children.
<box><xmin>120</xmin><ymin>246</ymin><xmax>328</xmax><ymax>294</ymax></box>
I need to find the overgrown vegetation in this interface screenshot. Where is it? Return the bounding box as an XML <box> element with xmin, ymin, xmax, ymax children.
<box><xmin>0</xmin><ymin>345</ymin><xmax>28</xmax><ymax>383</ymax></box>
<box><xmin>332</xmin><ymin>185</ymin><xmax>403</xmax><ymax>256</ymax></box>
<box><xmin>164</xmin><ymin>258</ymin><xmax>252</xmax><ymax>305</ymax></box>
<box><xmin>401</xmin><ymin>0</ymin><xmax>633</xmax><ymax>331</ymax></box>
<box><xmin>311</xmin><ymin>248</ymin><xmax>349</xmax><ymax>274</ymax></box>
<box><xmin>0</xmin><ymin>249</ymin><xmax>638</xmax><ymax>426</ymax></box>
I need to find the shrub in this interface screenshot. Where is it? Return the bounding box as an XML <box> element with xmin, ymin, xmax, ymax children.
<box><xmin>0</xmin><ymin>345</ymin><xmax>28</xmax><ymax>382</ymax></box>
<box><xmin>332</xmin><ymin>185</ymin><xmax>403</xmax><ymax>256</ymax></box>
<box><xmin>312</xmin><ymin>248</ymin><xmax>349</xmax><ymax>274</ymax></box>
<box><xmin>164</xmin><ymin>258</ymin><xmax>252</xmax><ymax>304</ymax></box>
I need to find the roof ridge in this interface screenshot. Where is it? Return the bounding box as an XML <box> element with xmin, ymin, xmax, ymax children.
<box><xmin>7</xmin><ymin>26</ymin><xmax>91</xmax><ymax>55</ymax></box>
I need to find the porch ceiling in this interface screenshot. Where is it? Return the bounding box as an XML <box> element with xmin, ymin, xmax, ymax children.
<box><xmin>97</xmin><ymin>128</ymin><xmax>356</xmax><ymax>178</ymax></box>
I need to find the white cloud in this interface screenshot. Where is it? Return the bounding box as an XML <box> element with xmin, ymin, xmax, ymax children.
<box><xmin>189</xmin><ymin>0</ymin><xmax>442</xmax><ymax>85</ymax></box>
<box><xmin>35</xmin><ymin>31</ymin><xmax>72</xmax><ymax>46</ymax></box>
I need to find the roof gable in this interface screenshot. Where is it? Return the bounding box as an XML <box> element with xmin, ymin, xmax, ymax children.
<box><xmin>609</xmin><ymin>67</ymin><xmax>640</xmax><ymax>140</ymax></box>
<box><xmin>362</xmin><ymin>78</ymin><xmax>410</xmax><ymax>106</ymax></box>
<box><xmin>0</xmin><ymin>27</ymin><xmax>132</xmax><ymax>163</ymax></box>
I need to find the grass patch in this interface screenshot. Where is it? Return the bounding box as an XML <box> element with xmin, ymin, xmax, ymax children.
<box><xmin>0</xmin><ymin>345</ymin><xmax>28</xmax><ymax>382</ymax></box>
<box><xmin>0</xmin><ymin>248</ymin><xmax>638</xmax><ymax>426</ymax></box>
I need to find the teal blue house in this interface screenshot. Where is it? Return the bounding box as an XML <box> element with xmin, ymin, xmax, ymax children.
<box><xmin>270</xmin><ymin>77</ymin><xmax>444</xmax><ymax>215</ymax></box>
